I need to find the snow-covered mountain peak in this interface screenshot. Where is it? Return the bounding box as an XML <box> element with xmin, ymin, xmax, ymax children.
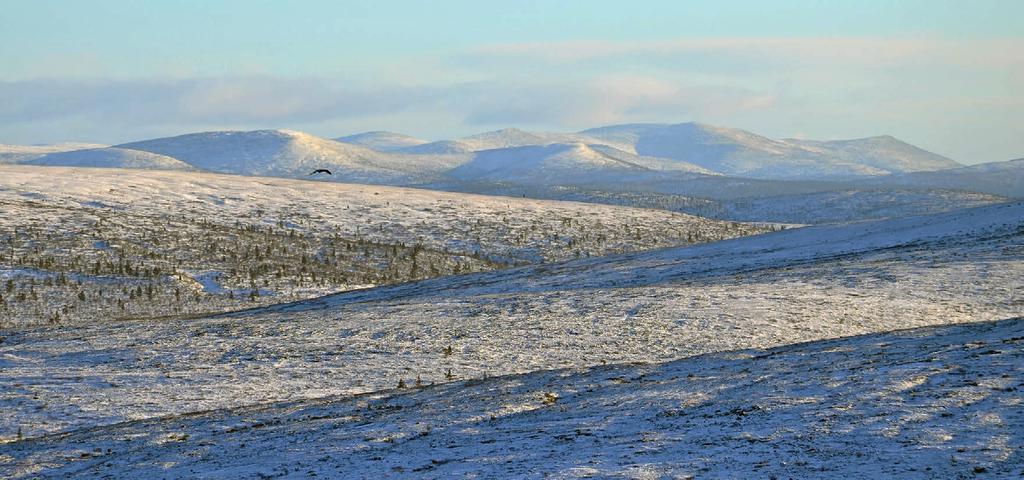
<box><xmin>448</xmin><ymin>141</ymin><xmax>713</xmax><ymax>186</ymax></box>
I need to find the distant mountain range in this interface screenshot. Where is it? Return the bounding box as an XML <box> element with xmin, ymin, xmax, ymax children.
<box><xmin>327</xmin><ymin>122</ymin><xmax>972</xmax><ymax>182</ymax></box>
<box><xmin>3</xmin><ymin>122</ymin><xmax>1020</xmax><ymax>222</ymax></box>
<box><xmin>580</xmin><ymin>123</ymin><xmax>961</xmax><ymax>178</ymax></box>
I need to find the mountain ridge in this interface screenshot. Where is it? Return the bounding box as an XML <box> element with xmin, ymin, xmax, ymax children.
<box><xmin>334</xmin><ymin>131</ymin><xmax>429</xmax><ymax>151</ymax></box>
<box><xmin>581</xmin><ymin>122</ymin><xmax>961</xmax><ymax>178</ymax></box>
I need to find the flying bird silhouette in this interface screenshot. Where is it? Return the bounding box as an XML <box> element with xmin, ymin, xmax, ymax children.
<box><xmin>309</xmin><ymin>169</ymin><xmax>332</xmax><ymax>175</ymax></box>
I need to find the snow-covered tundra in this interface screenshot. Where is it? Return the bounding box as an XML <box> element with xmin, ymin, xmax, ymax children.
<box><xmin>0</xmin><ymin>161</ymin><xmax>1020</xmax><ymax>477</ymax></box>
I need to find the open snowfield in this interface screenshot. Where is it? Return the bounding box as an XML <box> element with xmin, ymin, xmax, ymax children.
<box><xmin>1</xmin><ymin>201</ymin><xmax>1020</xmax><ymax>453</ymax></box>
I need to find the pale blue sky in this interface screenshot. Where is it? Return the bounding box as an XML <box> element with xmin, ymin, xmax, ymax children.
<box><xmin>1</xmin><ymin>0</ymin><xmax>1021</xmax><ymax>163</ymax></box>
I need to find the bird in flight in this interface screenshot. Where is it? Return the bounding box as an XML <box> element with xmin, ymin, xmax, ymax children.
<box><xmin>309</xmin><ymin>169</ymin><xmax>332</xmax><ymax>175</ymax></box>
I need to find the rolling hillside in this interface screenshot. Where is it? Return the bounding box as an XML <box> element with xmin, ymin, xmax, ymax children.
<box><xmin>787</xmin><ymin>134</ymin><xmax>961</xmax><ymax>173</ymax></box>
<box><xmin>26</xmin><ymin>147</ymin><xmax>193</xmax><ymax>171</ymax></box>
<box><xmin>1</xmin><ymin>123</ymin><xmax>1008</xmax><ymax>226</ymax></box>
<box><xmin>116</xmin><ymin>129</ymin><xmax>460</xmax><ymax>183</ymax></box>
<box><xmin>1</xmin><ymin>200</ymin><xmax>1019</xmax><ymax>440</ymax></box>
<box><xmin>859</xmin><ymin>157</ymin><xmax>1024</xmax><ymax>198</ymax></box>
<box><xmin>448</xmin><ymin>142</ymin><xmax>712</xmax><ymax>185</ymax></box>
<box><xmin>0</xmin><ymin>165</ymin><xmax>765</xmax><ymax>328</ymax></box>
<box><xmin>0</xmin><ymin>143</ymin><xmax>107</xmax><ymax>164</ymax></box>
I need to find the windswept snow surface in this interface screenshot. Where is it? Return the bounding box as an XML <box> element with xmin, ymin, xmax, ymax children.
<box><xmin>3</xmin><ymin>318</ymin><xmax>1022</xmax><ymax>478</ymax></box>
<box><xmin>0</xmin><ymin>201</ymin><xmax>1020</xmax><ymax>443</ymax></box>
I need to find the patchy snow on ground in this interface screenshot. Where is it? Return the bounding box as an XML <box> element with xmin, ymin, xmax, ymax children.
<box><xmin>0</xmin><ymin>166</ymin><xmax>764</xmax><ymax>326</ymax></box>
<box><xmin>3</xmin><ymin>317</ymin><xmax>1020</xmax><ymax>478</ymax></box>
<box><xmin>0</xmin><ymin>165</ymin><xmax>759</xmax><ymax>267</ymax></box>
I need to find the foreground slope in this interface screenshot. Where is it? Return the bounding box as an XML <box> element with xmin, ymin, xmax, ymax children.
<box><xmin>3</xmin><ymin>317</ymin><xmax>1021</xmax><ymax>478</ymax></box>
<box><xmin>1</xmin><ymin>201</ymin><xmax>1019</xmax><ymax>439</ymax></box>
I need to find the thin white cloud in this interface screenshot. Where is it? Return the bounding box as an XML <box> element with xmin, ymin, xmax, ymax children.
<box><xmin>0</xmin><ymin>75</ymin><xmax>779</xmax><ymax>134</ymax></box>
<box><xmin>0</xmin><ymin>77</ymin><xmax>445</xmax><ymax>125</ymax></box>
<box><xmin>453</xmin><ymin>76</ymin><xmax>777</xmax><ymax>127</ymax></box>
<box><xmin>457</xmin><ymin>36</ymin><xmax>1024</xmax><ymax>71</ymax></box>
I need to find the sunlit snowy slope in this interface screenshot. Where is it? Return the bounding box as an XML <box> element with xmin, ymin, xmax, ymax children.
<box><xmin>4</xmin><ymin>123</ymin><xmax>1011</xmax><ymax>225</ymax></box>
<box><xmin>27</xmin><ymin>147</ymin><xmax>193</xmax><ymax>170</ymax></box>
<box><xmin>1</xmin><ymin>200</ymin><xmax>1019</xmax><ymax>442</ymax></box>
<box><xmin>0</xmin><ymin>143</ymin><xmax>106</xmax><ymax>164</ymax></box>
<box><xmin>116</xmin><ymin>129</ymin><xmax>462</xmax><ymax>183</ymax></box>
<box><xmin>449</xmin><ymin>142</ymin><xmax>712</xmax><ymax>185</ymax></box>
